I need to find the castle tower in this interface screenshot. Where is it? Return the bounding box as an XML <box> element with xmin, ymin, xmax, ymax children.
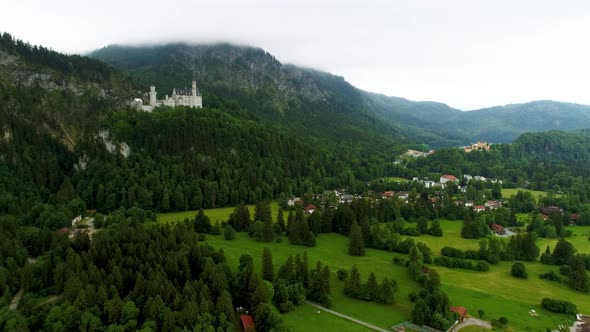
<box><xmin>192</xmin><ymin>80</ymin><xmax>197</xmax><ymax>97</ymax></box>
<box><xmin>149</xmin><ymin>85</ymin><xmax>157</xmax><ymax>106</ymax></box>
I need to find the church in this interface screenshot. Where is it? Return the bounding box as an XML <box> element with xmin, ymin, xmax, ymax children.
<box><xmin>132</xmin><ymin>80</ymin><xmax>203</xmax><ymax>111</ymax></box>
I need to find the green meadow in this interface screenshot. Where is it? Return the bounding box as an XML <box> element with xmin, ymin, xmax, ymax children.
<box><xmin>501</xmin><ymin>188</ymin><xmax>561</xmax><ymax>200</ymax></box>
<box><xmin>157</xmin><ymin>201</ymin><xmax>280</xmax><ymax>224</ymax></box>
<box><xmin>160</xmin><ymin>208</ymin><xmax>590</xmax><ymax>331</ymax></box>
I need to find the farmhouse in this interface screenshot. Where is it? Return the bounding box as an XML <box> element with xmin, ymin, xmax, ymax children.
<box><xmin>491</xmin><ymin>223</ymin><xmax>506</xmax><ymax>235</ymax></box>
<box><xmin>450</xmin><ymin>306</ymin><xmax>468</xmax><ymax>322</ymax></box>
<box><xmin>485</xmin><ymin>200</ymin><xmax>501</xmax><ymax>209</ymax></box>
<box><xmin>540</xmin><ymin>206</ymin><xmax>564</xmax><ymax>219</ymax></box>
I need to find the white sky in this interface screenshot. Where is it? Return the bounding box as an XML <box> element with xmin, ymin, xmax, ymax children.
<box><xmin>2</xmin><ymin>0</ymin><xmax>590</xmax><ymax>110</ymax></box>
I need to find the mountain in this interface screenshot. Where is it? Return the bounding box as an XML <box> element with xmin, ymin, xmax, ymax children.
<box><xmin>365</xmin><ymin>93</ymin><xmax>590</xmax><ymax>144</ymax></box>
<box><xmin>91</xmin><ymin>43</ymin><xmax>590</xmax><ymax>146</ymax></box>
<box><xmin>90</xmin><ymin>43</ymin><xmax>463</xmax><ymax>147</ymax></box>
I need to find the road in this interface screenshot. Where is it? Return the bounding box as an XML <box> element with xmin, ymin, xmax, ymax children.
<box><xmin>449</xmin><ymin>317</ymin><xmax>492</xmax><ymax>332</ymax></box>
<box><xmin>304</xmin><ymin>300</ymin><xmax>391</xmax><ymax>332</ymax></box>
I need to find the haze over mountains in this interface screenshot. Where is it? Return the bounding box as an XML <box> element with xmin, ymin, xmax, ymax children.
<box><xmin>90</xmin><ymin>42</ymin><xmax>590</xmax><ymax>146</ymax></box>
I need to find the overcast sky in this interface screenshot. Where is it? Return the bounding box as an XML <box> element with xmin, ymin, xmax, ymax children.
<box><xmin>3</xmin><ymin>0</ymin><xmax>590</xmax><ymax>110</ymax></box>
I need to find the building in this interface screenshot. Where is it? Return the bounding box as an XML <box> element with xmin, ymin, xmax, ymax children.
<box><xmin>304</xmin><ymin>205</ymin><xmax>316</xmax><ymax>214</ymax></box>
<box><xmin>240</xmin><ymin>315</ymin><xmax>255</xmax><ymax>331</ymax></box>
<box><xmin>450</xmin><ymin>306</ymin><xmax>468</xmax><ymax>322</ymax></box>
<box><xmin>485</xmin><ymin>201</ymin><xmax>501</xmax><ymax>209</ymax></box>
<box><xmin>440</xmin><ymin>174</ymin><xmax>459</xmax><ymax>184</ymax></box>
<box><xmin>464</xmin><ymin>141</ymin><xmax>491</xmax><ymax>153</ymax></box>
<box><xmin>135</xmin><ymin>80</ymin><xmax>203</xmax><ymax>111</ymax></box>
<box><xmin>491</xmin><ymin>223</ymin><xmax>506</xmax><ymax>235</ymax></box>
<box><xmin>473</xmin><ymin>205</ymin><xmax>485</xmax><ymax>213</ymax></box>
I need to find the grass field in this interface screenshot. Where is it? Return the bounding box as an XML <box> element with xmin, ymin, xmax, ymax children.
<box><xmin>283</xmin><ymin>303</ymin><xmax>373</xmax><ymax>332</ymax></box>
<box><xmin>501</xmin><ymin>188</ymin><xmax>561</xmax><ymax>200</ymax></box>
<box><xmin>157</xmin><ymin>201</ymin><xmax>280</xmax><ymax>224</ymax></box>
<box><xmin>202</xmin><ymin>218</ymin><xmax>589</xmax><ymax>332</ymax></box>
<box><xmin>204</xmin><ymin>232</ymin><xmax>418</xmax><ymax>330</ymax></box>
<box><xmin>381</xmin><ymin>177</ymin><xmax>410</xmax><ymax>183</ymax></box>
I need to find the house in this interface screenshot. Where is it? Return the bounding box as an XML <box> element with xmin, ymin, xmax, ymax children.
<box><xmin>463</xmin><ymin>141</ymin><xmax>491</xmax><ymax>153</ymax></box>
<box><xmin>575</xmin><ymin>314</ymin><xmax>590</xmax><ymax>332</ymax></box>
<box><xmin>540</xmin><ymin>206</ymin><xmax>563</xmax><ymax>219</ymax></box>
<box><xmin>473</xmin><ymin>205</ymin><xmax>485</xmax><ymax>213</ymax></box>
<box><xmin>473</xmin><ymin>175</ymin><xmax>486</xmax><ymax>182</ymax></box>
<box><xmin>460</xmin><ymin>186</ymin><xmax>468</xmax><ymax>193</ymax></box>
<box><xmin>423</xmin><ymin>180</ymin><xmax>436</xmax><ymax>189</ymax></box>
<box><xmin>240</xmin><ymin>315</ymin><xmax>255</xmax><ymax>331</ymax></box>
<box><xmin>397</xmin><ymin>191</ymin><xmax>410</xmax><ymax>201</ymax></box>
<box><xmin>71</xmin><ymin>215</ymin><xmax>82</xmax><ymax>227</ymax></box>
<box><xmin>382</xmin><ymin>191</ymin><xmax>394</xmax><ymax>199</ymax></box>
<box><xmin>485</xmin><ymin>201</ymin><xmax>501</xmax><ymax>209</ymax></box>
<box><xmin>571</xmin><ymin>213</ymin><xmax>579</xmax><ymax>224</ymax></box>
<box><xmin>288</xmin><ymin>197</ymin><xmax>303</xmax><ymax>207</ymax></box>
<box><xmin>450</xmin><ymin>306</ymin><xmax>468</xmax><ymax>322</ymax></box>
<box><xmin>491</xmin><ymin>223</ymin><xmax>506</xmax><ymax>235</ymax></box>
<box><xmin>464</xmin><ymin>201</ymin><xmax>474</xmax><ymax>208</ymax></box>
<box><xmin>463</xmin><ymin>174</ymin><xmax>473</xmax><ymax>181</ymax></box>
<box><xmin>340</xmin><ymin>194</ymin><xmax>354</xmax><ymax>204</ymax></box>
<box><xmin>304</xmin><ymin>205</ymin><xmax>316</xmax><ymax>214</ymax></box>
<box><xmin>440</xmin><ymin>174</ymin><xmax>459</xmax><ymax>184</ymax></box>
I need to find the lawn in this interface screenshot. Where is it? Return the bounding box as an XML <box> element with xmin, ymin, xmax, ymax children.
<box><xmin>381</xmin><ymin>177</ymin><xmax>410</xmax><ymax>183</ymax></box>
<box><xmin>501</xmin><ymin>188</ymin><xmax>561</xmax><ymax>200</ymax></box>
<box><xmin>194</xmin><ymin>214</ymin><xmax>589</xmax><ymax>332</ymax></box>
<box><xmin>283</xmin><ymin>302</ymin><xmax>373</xmax><ymax>332</ymax></box>
<box><xmin>157</xmin><ymin>201</ymin><xmax>280</xmax><ymax>224</ymax></box>
<box><xmin>204</xmin><ymin>232</ymin><xmax>418</xmax><ymax>330</ymax></box>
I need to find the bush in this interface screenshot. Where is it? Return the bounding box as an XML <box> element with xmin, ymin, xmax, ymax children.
<box><xmin>541</xmin><ymin>298</ymin><xmax>577</xmax><ymax>314</ymax></box>
<box><xmin>197</xmin><ymin>233</ymin><xmax>206</xmax><ymax>241</ymax></box>
<box><xmin>511</xmin><ymin>262</ymin><xmax>528</xmax><ymax>279</ymax></box>
<box><xmin>224</xmin><ymin>225</ymin><xmax>236</xmax><ymax>240</ymax></box>
<box><xmin>539</xmin><ymin>270</ymin><xmax>561</xmax><ymax>282</ymax></box>
<box><xmin>274</xmin><ymin>237</ymin><xmax>282</xmax><ymax>243</ymax></box>
<box><xmin>336</xmin><ymin>269</ymin><xmax>348</xmax><ymax>281</ymax></box>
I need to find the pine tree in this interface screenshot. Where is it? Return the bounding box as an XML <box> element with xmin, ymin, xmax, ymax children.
<box><xmin>262</xmin><ymin>217</ymin><xmax>274</xmax><ymax>242</ymax></box>
<box><xmin>568</xmin><ymin>255</ymin><xmax>589</xmax><ymax>292</ymax></box>
<box><xmin>417</xmin><ymin>217</ymin><xmax>428</xmax><ymax>235</ymax></box>
<box><xmin>344</xmin><ymin>265</ymin><xmax>361</xmax><ymax>298</ymax></box>
<box><xmin>348</xmin><ymin>221</ymin><xmax>365</xmax><ymax>256</ymax></box>
<box><xmin>428</xmin><ymin>219</ymin><xmax>443</xmax><ymax>237</ymax></box>
<box><xmin>277</xmin><ymin>208</ymin><xmax>286</xmax><ymax>232</ymax></box>
<box><xmin>262</xmin><ymin>248</ymin><xmax>274</xmax><ymax>282</ymax></box>
<box><xmin>378</xmin><ymin>277</ymin><xmax>394</xmax><ymax>304</ymax></box>
<box><xmin>366</xmin><ymin>272</ymin><xmax>378</xmax><ymax>301</ymax></box>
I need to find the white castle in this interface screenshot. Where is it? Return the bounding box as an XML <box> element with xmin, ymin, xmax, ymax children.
<box><xmin>132</xmin><ymin>80</ymin><xmax>203</xmax><ymax>111</ymax></box>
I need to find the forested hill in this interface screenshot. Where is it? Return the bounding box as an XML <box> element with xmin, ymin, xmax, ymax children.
<box><xmin>0</xmin><ymin>34</ymin><xmax>403</xmax><ymax>216</ymax></box>
<box><xmin>365</xmin><ymin>94</ymin><xmax>590</xmax><ymax>144</ymax></box>
<box><xmin>91</xmin><ymin>43</ymin><xmax>590</xmax><ymax>145</ymax></box>
<box><xmin>90</xmin><ymin>43</ymin><xmax>463</xmax><ymax>147</ymax></box>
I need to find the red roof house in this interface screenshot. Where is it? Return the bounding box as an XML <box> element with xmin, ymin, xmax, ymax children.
<box><xmin>450</xmin><ymin>306</ymin><xmax>467</xmax><ymax>322</ymax></box>
<box><xmin>382</xmin><ymin>191</ymin><xmax>394</xmax><ymax>199</ymax></box>
<box><xmin>240</xmin><ymin>315</ymin><xmax>255</xmax><ymax>331</ymax></box>
<box><xmin>440</xmin><ymin>174</ymin><xmax>459</xmax><ymax>183</ymax></box>
<box><xmin>473</xmin><ymin>205</ymin><xmax>485</xmax><ymax>213</ymax></box>
<box><xmin>304</xmin><ymin>205</ymin><xmax>316</xmax><ymax>214</ymax></box>
<box><xmin>491</xmin><ymin>223</ymin><xmax>506</xmax><ymax>235</ymax></box>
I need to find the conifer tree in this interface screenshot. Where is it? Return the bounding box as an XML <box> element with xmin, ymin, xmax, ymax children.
<box><xmin>366</xmin><ymin>272</ymin><xmax>378</xmax><ymax>301</ymax></box>
<box><xmin>344</xmin><ymin>265</ymin><xmax>361</xmax><ymax>298</ymax></box>
<box><xmin>568</xmin><ymin>255</ymin><xmax>589</xmax><ymax>292</ymax></box>
<box><xmin>262</xmin><ymin>247</ymin><xmax>274</xmax><ymax>282</ymax></box>
<box><xmin>348</xmin><ymin>221</ymin><xmax>365</xmax><ymax>256</ymax></box>
<box><xmin>378</xmin><ymin>277</ymin><xmax>394</xmax><ymax>304</ymax></box>
<box><xmin>277</xmin><ymin>208</ymin><xmax>286</xmax><ymax>232</ymax></box>
<box><xmin>428</xmin><ymin>219</ymin><xmax>443</xmax><ymax>237</ymax></box>
<box><xmin>262</xmin><ymin>217</ymin><xmax>274</xmax><ymax>242</ymax></box>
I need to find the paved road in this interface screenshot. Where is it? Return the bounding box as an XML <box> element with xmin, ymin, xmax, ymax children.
<box><xmin>449</xmin><ymin>317</ymin><xmax>492</xmax><ymax>332</ymax></box>
<box><xmin>304</xmin><ymin>300</ymin><xmax>390</xmax><ymax>332</ymax></box>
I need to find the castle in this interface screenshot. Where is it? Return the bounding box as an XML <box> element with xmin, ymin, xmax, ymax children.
<box><xmin>464</xmin><ymin>141</ymin><xmax>491</xmax><ymax>153</ymax></box>
<box><xmin>132</xmin><ymin>80</ymin><xmax>203</xmax><ymax>111</ymax></box>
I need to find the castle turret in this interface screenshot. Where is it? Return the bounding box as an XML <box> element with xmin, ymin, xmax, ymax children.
<box><xmin>149</xmin><ymin>85</ymin><xmax>157</xmax><ymax>106</ymax></box>
<box><xmin>192</xmin><ymin>80</ymin><xmax>197</xmax><ymax>97</ymax></box>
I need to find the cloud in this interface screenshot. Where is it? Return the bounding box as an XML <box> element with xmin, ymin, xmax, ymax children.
<box><xmin>2</xmin><ymin>0</ymin><xmax>590</xmax><ymax>109</ymax></box>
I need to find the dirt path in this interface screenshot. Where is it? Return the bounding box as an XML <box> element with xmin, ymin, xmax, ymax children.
<box><xmin>305</xmin><ymin>300</ymin><xmax>391</xmax><ymax>332</ymax></box>
<box><xmin>449</xmin><ymin>317</ymin><xmax>492</xmax><ymax>332</ymax></box>
<box><xmin>9</xmin><ymin>288</ymin><xmax>23</xmax><ymax>310</ymax></box>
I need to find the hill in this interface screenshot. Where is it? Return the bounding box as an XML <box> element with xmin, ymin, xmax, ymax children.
<box><xmin>90</xmin><ymin>43</ymin><xmax>464</xmax><ymax>147</ymax></box>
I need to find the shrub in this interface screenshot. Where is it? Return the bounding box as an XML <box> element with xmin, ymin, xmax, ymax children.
<box><xmin>541</xmin><ymin>298</ymin><xmax>577</xmax><ymax>314</ymax></box>
<box><xmin>539</xmin><ymin>270</ymin><xmax>561</xmax><ymax>282</ymax></box>
<box><xmin>511</xmin><ymin>262</ymin><xmax>528</xmax><ymax>279</ymax></box>
<box><xmin>224</xmin><ymin>225</ymin><xmax>236</xmax><ymax>240</ymax></box>
<box><xmin>337</xmin><ymin>269</ymin><xmax>349</xmax><ymax>281</ymax></box>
